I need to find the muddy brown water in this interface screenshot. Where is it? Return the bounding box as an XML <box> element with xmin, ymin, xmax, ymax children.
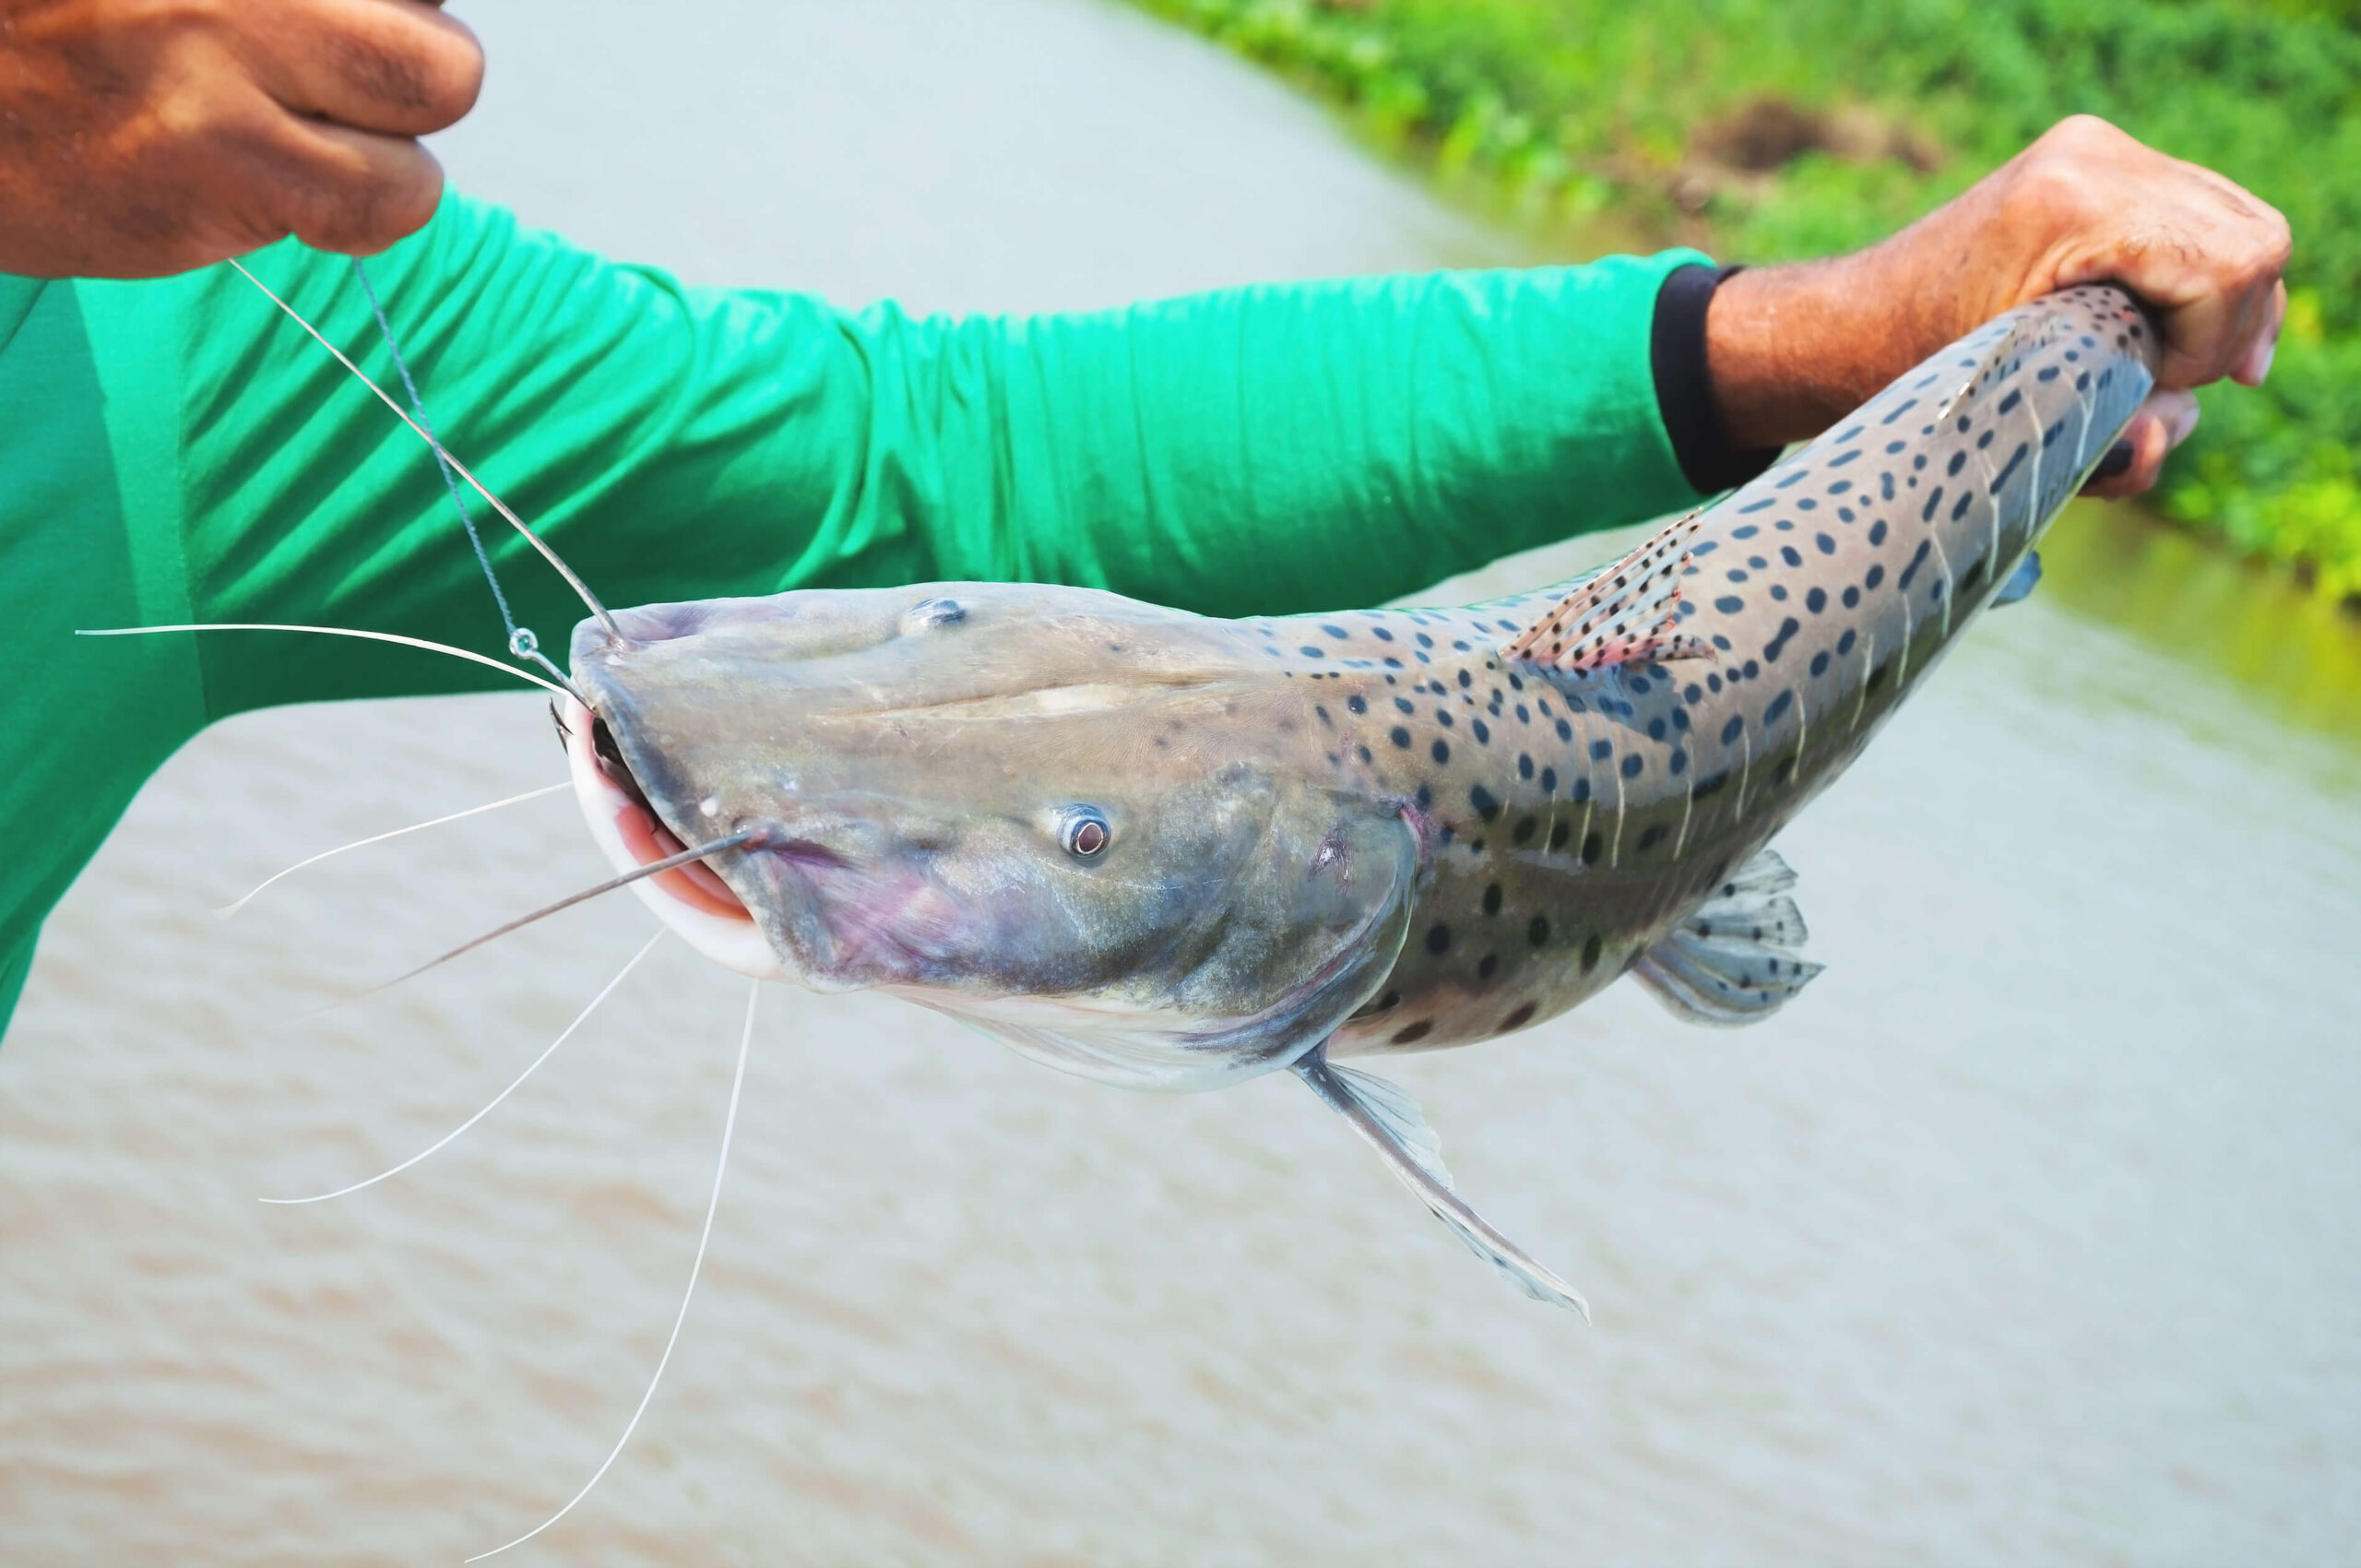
<box><xmin>4</xmin><ymin>1</ymin><xmax>2357</xmax><ymax>1562</ymax></box>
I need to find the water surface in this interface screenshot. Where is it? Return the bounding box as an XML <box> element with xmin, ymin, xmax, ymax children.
<box><xmin>4</xmin><ymin>2</ymin><xmax>2356</xmax><ymax>1562</ymax></box>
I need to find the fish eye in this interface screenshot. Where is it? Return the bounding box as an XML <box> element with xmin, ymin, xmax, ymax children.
<box><xmin>1058</xmin><ymin>807</ymin><xmax>1110</xmax><ymax>858</ymax></box>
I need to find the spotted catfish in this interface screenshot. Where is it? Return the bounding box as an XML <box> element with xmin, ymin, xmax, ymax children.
<box><xmin>562</xmin><ymin>286</ymin><xmax>2158</xmax><ymax>1314</ymax></box>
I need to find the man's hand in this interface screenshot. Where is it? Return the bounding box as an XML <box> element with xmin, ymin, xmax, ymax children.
<box><xmin>1706</xmin><ymin>115</ymin><xmax>2290</xmax><ymax>499</ymax></box>
<box><xmin>0</xmin><ymin>0</ymin><xmax>483</xmax><ymax>279</ymax></box>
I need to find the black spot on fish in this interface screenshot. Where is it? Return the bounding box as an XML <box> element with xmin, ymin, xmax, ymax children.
<box><xmin>1527</xmin><ymin>915</ymin><xmax>1551</xmax><ymax>946</ymax></box>
<box><xmin>1469</xmin><ymin>785</ymin><xmax>1501</xmax><ymax>822</ymax></box>
<box><xmin>1482</xmin><ymin>883</ymin><xmax>1503</xmax><ymax>916</ymax></box>
<box><xmin>1581</xmin><ymin>932</ymin><xmax>1604</xmax><ymax>974</ymax></box>
<box><xmin>1322</xmin><ymin>624</ymin><xmax>1349</xmax><ymax>640</ymax></box>
<box><xmin>1431</xmin><ymin>739</ymin><xmax>1451</xmax><ymax>765</ymax></box>
<box><xmin>1765</xmin><ymin>690</ymin><xmax>1793</xmax><ymax>725</ymax></box>
<box><xmin>1371</xmin><ymin>626</ymin><xmax>1394</xmax><ymax>641</ymax></box>
<box><xmin>1472</xmin><ymin>719</ymin><xmax>1490</xmax><ymax>744</ymax></box>
<box><xmin>1721</xmin><ymin>716</ymin><xmax>1744</xmax><ymax>744</ymax></box>
<box><xmin>1457</xmin><ymin>669</ymin><xmax>1473</xmax><ymax>689</ymax></box>
<box><xmin>1415</xmin><ymin>632</ymin><xmax>1433</xmax><ymax>648</ymax></box>
<box><xmin>1865</xmin><ymin>564</ymin><xmax>1885</xmax><ymax>590</ymax></box>
<box><xmin>1715</xmin><ymin>595</ymin><xmax>1745</xmax><ymax>613</ymax></box>
<box><xmin>1837</xmin><ymin>628</ymin><xmax>1857</xmax><ymax>655</ymax></box>
<box><xmin>1391</xmin><ymin>726</ymin><xmax>1411</xmax><ymax>748</ymax></box>
<box><xmin>1806</xmin><ymin>587</ymin><xmax>1828</xmax><ymax>613</ymax></box>
<box><xmin>1842</xmin><ymin>586</ymin><xmax>1860</xmax><ymax>609</ymax></box>
<box><xmin>1478</xmin><ymin>954</ymin><xmax>1499</xmax><ymax>980</ymax></box>
<box><xmin>1810</xmin><ymin>649</ymin><xmax>1831</xmax><ymax>676</ymax></box>
<box><xmin>1518</xmin><ymin>753</ymin><xmax>1535</xmax><ymax>779</ymax></box>
<box><xmin>1669</xmin><ymin>747</ymin><xmax>1688</xmax><ymax>774</ymax></box>
<box><xmin>1436</xmin><ymin>709</ymin><xmax>1453</xmax><ymax>728</ymax></box>
<box><xmin>1580</xmin><ymin>832</ymin><xmax>1602</xmax><ymax>865</ymax></box>
<box><xmin>1500</xmin><ymin>1002</ymin><xmax>1538</xmax><ymax>1032</ymax></box>
<box><xmin>1637</xmin><ymin>824</ymin><xmax>1667</xmax><ymax>852</ymax></box>
<box><xmin>1540</xmin><ymin>766</ymin><xmax>1558</xmax><ymax>793</ymax></box>
<box><xmin>1426</xmin><ymin>924</ymin><xmax>1452</xmax><ymax>956</ymax></box>
<box><xmin>1764</xmin><ymin>616</ymin><xmax>1800</xmax><ymax>662</ymax></box>
<box><xmin>1391</xmin><ymin>1019</ymin><xmax>1433</xmax><ymax>1045</ymax></box>
<box><xmin>1347</xmin><ymin>695</ymin><xmax>1367</xmax><ymax>714</ymax></box>
<box><xmin>1898</xmin><ymin>539</ymin><xmax>1931</xmax><ymax>590</ymax></box>
<box><xmin>1947</xmin><ymin>450</ymin><xmax>1967</xmax><ymax>477</ymax></box>
<box><xmin>1357</xmin><ymin>745</ymin><xmax>1372</xmax><ymax>764</ymax></box>
<box><xmin>1416</xmin><ymin>783</ymin><xmax>1432</xmax><ymax>809</ymax></box>
<box><xmin>1647</xmin><ymin>717</ymin><xmax>1667</xmax><ymax>741</ymax></box>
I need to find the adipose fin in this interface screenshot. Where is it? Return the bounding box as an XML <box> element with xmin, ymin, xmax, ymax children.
<box><xmin>1991</xmin><ymin>550</ymin><xmax>2043</xmax><ymax>607</ymax></box>
<box><xmin>1293</xmin><ymin>1048</ymin><xmax>1588</xmax><ymax>1318</ymax></box>
<box><xmin>1633</xmin><ymin>848</ymin><xmax>1823</xmax><ymax>1026</ymax></box>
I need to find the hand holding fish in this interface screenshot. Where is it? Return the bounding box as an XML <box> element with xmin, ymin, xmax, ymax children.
<box><xmin>1705</xmin><ymin>113</ymin><xmax>2289</xmax><ymax>499</ymax></box>
<box><xmin>0</xmin><ymin>0</ymin><xmax>483</xmax><ymax>278</ymax></box>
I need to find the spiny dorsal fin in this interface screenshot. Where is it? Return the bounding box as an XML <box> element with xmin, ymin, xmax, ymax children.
<box><xmin>1501</xmin><ymin>508</ymin><xmax>1716</xmax><ymax>673</ymax></box>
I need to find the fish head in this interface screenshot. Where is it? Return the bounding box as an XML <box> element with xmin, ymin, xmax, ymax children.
<box><xmin>565</xmin><ymin>585</ymin><xmax>1424</xmax><ymax>1088</ymax></box>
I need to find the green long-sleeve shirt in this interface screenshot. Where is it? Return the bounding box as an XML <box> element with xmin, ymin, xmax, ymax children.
<box><xmin>0</xmin><ymin>194</ymin><xmax>1714</xmax><ymax>1031</ymax></box>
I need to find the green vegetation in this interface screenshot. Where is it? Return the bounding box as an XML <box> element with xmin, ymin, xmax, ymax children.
<box><xmin>1132</xmin><ymin>0</ymin><xmax>2361</xmax><ymax>603</ymax></box>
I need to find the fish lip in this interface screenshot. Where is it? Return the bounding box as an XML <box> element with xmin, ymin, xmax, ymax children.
<box><xmin>559</xmin><ymin>694</ymin><xmax>789</xmax><ymax>980</ymax></box>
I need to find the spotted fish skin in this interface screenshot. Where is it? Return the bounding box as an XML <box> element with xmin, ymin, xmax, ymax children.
<box><xmin>1321</xmin><ymin>283</ymin><xmax>2160</xmax><ymax>1052</ymax></box>
<box><xmin>573</xmin><ymin>286</ymin><xmax>2156</xmax><ymax>1081</ymax></box>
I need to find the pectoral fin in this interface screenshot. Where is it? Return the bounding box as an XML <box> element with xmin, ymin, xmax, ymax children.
<box><xmin>1293</xmin><ymin>1048</ymin><xmax>1588</xmax><ymax>1318</ymax></box>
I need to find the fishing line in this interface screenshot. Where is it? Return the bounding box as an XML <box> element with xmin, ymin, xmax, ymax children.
<box><xmin>467</xmin><ymin>976</ymin><xmax>760</xmax><ymax>1562</ymax></box>
<box><xmin>224</xmin><ymin>256</ymin><xmax>625</xmax><ymax>651</ymax></box>
<box><xmin>259</xmin><ymin>929</ymin><xmax>664</xmax><ymax>1206</ymax></box>
<box><xmin>216</xmin><ymin>781</ymin><xmax>573</xmax><ymax>921</ymax></box>
<box><xmin>350</xmin><ymin>256</ymin><xmax>553</xmax><ymax>683</ymax></box>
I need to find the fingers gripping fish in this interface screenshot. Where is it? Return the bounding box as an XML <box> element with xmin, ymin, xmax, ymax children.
<box><xmin>558</xmin><ymin>285</ymin><xmax>2159</xmax><ymax>1314</ymax></box>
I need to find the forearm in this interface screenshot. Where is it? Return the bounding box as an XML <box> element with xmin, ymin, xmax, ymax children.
<box><xmin>900</xmin><ymin>254</ymin><xmax>1713</xmax><ymax>616</ymax></box>
<box><xmin>183</xmin><ymin>200</ymin><xmax>1729</xmax><ymax>722</ymax></box>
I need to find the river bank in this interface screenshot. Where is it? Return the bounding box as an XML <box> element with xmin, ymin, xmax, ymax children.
<box><xmin>1130</xmin><ymin>0</ymin><xmax>2361</xmax><ymax>610</ymax></box>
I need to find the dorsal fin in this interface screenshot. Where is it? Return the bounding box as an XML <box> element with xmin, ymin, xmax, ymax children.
<box><xmin>1501</xmin><ymin>508</ymin><xmax>1716</xmax><ymax>673</ymax></box>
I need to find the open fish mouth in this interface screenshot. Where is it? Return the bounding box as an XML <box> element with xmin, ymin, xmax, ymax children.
<box><xmin>558</xmin><ymin>694</ymin><xmax>789</xmax><ymax>980</ymax></box>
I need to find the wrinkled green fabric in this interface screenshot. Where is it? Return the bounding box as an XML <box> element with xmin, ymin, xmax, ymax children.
<box><xmin>0</xmin><ymin>192</ymin><xmax>1711</xmax><ymax>1032</ymax></box>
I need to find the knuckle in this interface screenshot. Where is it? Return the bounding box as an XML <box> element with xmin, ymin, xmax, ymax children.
<box><xmin>333</xmin><ymin>14</ymin><xmax>483</xmax><ymax>127</ymax></box>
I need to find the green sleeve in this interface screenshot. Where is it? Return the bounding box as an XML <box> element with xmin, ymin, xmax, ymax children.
<box><xmin>176</xmin><ymin>195</ymin><xmax>1708</xmax><ymax>717</ymax></box>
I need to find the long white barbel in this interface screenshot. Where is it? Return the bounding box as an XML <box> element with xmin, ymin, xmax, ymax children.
<box><xmin>260</xmin><ymin>930</ymin><xmax>664</xmax><ymax>1206</ymax></box>
<box><xmin>218</xmin><ymin>781</ymin><xmax>572</xmax><ymax>920</ymax></box>
<box><xmin>468</xmin><ymin>976</ymin><xmax>760</xmax><ymax>1562</ymax></box>
<box><xmin>76</xmin><ymin>623</ymin><xmax>574</xmax><ymax>699</ymax></box>
<box><xmin>225</xmin><ymin>256</ymin><xmax>627</xmax><ymax>645</ymax></box>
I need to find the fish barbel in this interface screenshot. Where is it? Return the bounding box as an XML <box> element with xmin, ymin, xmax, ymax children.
<box><xmin>562</xmin><ymin>285</ymin><xmax>2159</xmax><ymax>1312</ymax></box>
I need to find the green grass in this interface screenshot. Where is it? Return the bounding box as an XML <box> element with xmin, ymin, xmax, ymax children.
<box><xmin>1132</xmin><ymin>0</ymin><xmax>2361</xmax><ymax>603</ymax></box>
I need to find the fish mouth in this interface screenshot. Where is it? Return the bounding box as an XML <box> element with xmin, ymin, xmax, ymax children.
<box><xmin>558</xmin><ymin>695</ymin><xmax>788</xmax><ymax>980</ymax></box>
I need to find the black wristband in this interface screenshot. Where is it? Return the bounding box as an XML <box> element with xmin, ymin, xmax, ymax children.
<box><xmin>1650</xmin><ymin>262</ymin><xmax>1779</xmax><ymax>495</ymax></box>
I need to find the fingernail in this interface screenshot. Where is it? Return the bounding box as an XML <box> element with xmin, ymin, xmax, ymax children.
<box><xmin>2092</xmin><ymin>440</ymin><xmax>2134</xmax><ymax>481</ymax></box>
